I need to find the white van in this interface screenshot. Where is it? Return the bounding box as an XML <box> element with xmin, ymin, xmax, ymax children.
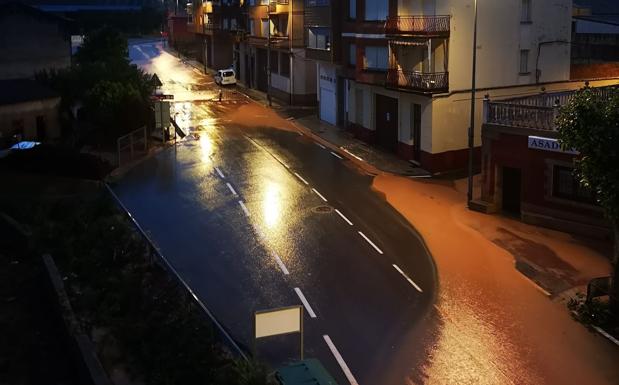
<box><xmin>214</xmin><ymin>68</ymin><xmax>236</xmax><ymax>86</ymax></box>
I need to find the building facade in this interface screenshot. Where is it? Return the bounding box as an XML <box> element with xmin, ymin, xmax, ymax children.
<box><xmin>477</xmin><ymin>82</ymin><xmax>617</xmax><ymax>237</ymax></box>
<box><xmin>189</xmin><ymin>0</ymin><xmax>317</xmax><ymax>105</ymax></box>
<box><xmin>0</xmin><ymin>2</ymin><xmax>72</xmax><ymax>80</ymax></box>
<box><xmin>332</xmin><ymin>0</ymin><xmax>574</xmax><ymax>172</ymax></box>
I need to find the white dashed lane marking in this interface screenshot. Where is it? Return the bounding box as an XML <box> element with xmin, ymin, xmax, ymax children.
<box><xmin>335</xmin><ymin>209</ymin><xmax>353</xmax><ymax>226</ymax></box>
<box><xmin>226</xmin><ymin>183</ymin><xmax>238</xmax><ymax>196</ymax></box>
<box><xmin>330</xmin><ymin>151</ymin><xmax>344</xmax><ymax>160</ymax></box>
<box><xmin>323</xmin><ymin>335</ymin><xmax>359</xmax><ymax>385</ymax></box>
<box><xmin>294</xmin><ymin>172</ymin><xmax>309</xmax><ymax>185</ymax></box>
<box><xmin>358</xmin><ymin>231</ymin><xmax>383</xmax><ymax>254</ymax></box>
<box><xmin>294</xmin><ymin>288</ymin><xmax>317</xmax><ymax>318</ymax></box>
<box><xmin>272</xmin><ymin>252</ymin><xmax>290</xmax><ymax>275</ymax></box>
<box><xmin>215</xmin><ymin>167</ymin><xmax>225</xmax><ymax>178</ymax></box>
<box><xmin>312</xmin><ymin>188</ymin><xmax>328</xmax><ymax>202</ymax></box>
<box><xmin>392</xmin><ymin>264</ymin><xmax>423</xmax><ymax>293</ymax></box>
<box><xmin>238</xmin><ymin>201</ymin><xmax>250</xmax><ymax>217</ymax></box>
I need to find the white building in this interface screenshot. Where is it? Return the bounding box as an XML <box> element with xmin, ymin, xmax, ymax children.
<box><xmin>338</xmin><ymin>0</ymin><xmax>577</xmax><ymax>173</ymax></box>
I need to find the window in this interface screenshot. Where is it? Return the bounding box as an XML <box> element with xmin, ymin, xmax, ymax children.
<box><xmin>349</xmin><ymin>0</ymin><xmax>356</xmax><ymax>19</ymax></box>
<box><xmin>349</xmin><ymin>44</ymin><xmax>356</xmax><ymax>66</ymax></box>
<box><xmin>280</xmin><ymin>53</ymin><xmax>290</xmax><ymax>77</ymax></box>
<box><xmin>410</xmin><ymin>103</ymin><xmax>421</xmax><ymax>141</ymax></box>
<box><xmin>270</xmin><ymin>51</ymin><xmax>279</xmax><ymax>73</ymax></box>
<box><xmin>261</xmin><ymin>18</ymin><xmax>269</xmax><ymax>37</ymax></box>
<box><xmin>364</xmin><ymin>46</ymin><xmax>388</xmax><ymax>71</ymax></box>
<box><xmin>521</xmin><ymin>0</ymin><xmax>531</xmax><ymax>22</ymax></box>
<box><xmin>365</xmin><ymin>0</ymin><xmax>387</xmax><ymax>21</ymax></box>
<box><xmin>223</xmin><ymin>18</ymin><xmax>230</xmax><ymax>30</ymax></box>
<box><xmin>249</xmin><ymin>19</ymin><xmax>255</xmax><ymax>35</ymax></box>
<box><xmin>308</xmin><ymin>28</ymin><xmax>330</xmax><ymax>50</ymax></box>
<box><xmin>519</xmin><ymin>49</ymin><xmax>529</xmax><ymax>74</ymax></box>
<box><xmin>552</xmin><ymin>165</ymin><xmax>596</xmax><ymax>204</ymax></box>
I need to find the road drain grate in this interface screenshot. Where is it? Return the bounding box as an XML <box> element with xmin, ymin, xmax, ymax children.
<box><xmin>312</xmin><ymin>205</ymin><xmax>333</xmax><ymax>214</ymax></box>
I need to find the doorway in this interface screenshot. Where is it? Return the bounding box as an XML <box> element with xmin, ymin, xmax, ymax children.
<box><xmin>256</xmin><ymin>48</ymin><xmax>268</xmax><ymax>92</ymax></box>
<box><xmin>502</xmin><ymin>167</ymin><xmax>522</xmax><ymax>216</ymax></box>
<box><xmin>375</xmin><ymin>94</ymin><xmax>398</xmax><ymax>152</ymax></box>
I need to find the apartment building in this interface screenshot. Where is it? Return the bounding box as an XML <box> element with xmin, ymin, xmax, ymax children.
<box><xmin>238</xmin><ymin>0</ymin><xmax>316</xmax><ymax>104</ymax></box>
<box><xmin>306</xmin><ymin>0</ymin><xmax>574</xmax><ymax>173</ymax></box>
<box><xmin>188</xmin><ymin>0</ymin><xmax>316</xmax><ymax>104</ymax></box>
<box><xmin>189</xmin><ymin>0</ymin><xmax>242</xmax><ymax>71</ymax></box>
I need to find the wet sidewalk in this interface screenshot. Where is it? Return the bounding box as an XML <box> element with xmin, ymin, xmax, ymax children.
<box><xmin>373</xmin><ymin>174</ymin><xmax>619</xmax><ymax>384</ymax></box>
<box><xmin>237</xmin><ymin>86</ymin><xmax>431</xmax><ymax>177</ymax></box>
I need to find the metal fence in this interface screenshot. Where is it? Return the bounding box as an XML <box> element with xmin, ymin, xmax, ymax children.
<box><xmin>116</xmin><ymin>126</ymin><xmax>147</xmax><ymax>167</ymax></box>
<box><xmin>105</xmin><ymin>183</ymin><xmax>249</xmax><ymax>360</ymax></box>
<box><xmin>486</xmin><ymin>103</ymin><xmax>557</xmax><ymax>131</ymax></box>
<box><xmin>485</xmin><ymin>85</ymin><xmax>618</xmax><ymax>130</ymax></box>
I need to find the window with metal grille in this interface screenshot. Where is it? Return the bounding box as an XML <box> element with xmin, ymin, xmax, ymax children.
<box><xmin>552</xmin><ymin>165</ymin><xmax>596</xmax><ymax>204</ymax></box>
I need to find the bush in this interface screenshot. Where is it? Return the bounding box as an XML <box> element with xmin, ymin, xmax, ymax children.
<box><xmin>30</xmin><ymin>193</ymin><xmax>274</xmax><ymax>385</ymax></box>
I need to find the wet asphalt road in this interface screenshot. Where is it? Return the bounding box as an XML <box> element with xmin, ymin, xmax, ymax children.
<box><xmin>113</xmin><ymin>40</ymin><xmax>438</xmax><ymax>385</ymax></box>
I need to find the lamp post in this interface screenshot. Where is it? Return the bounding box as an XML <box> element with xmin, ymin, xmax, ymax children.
<box><xmin>467</xmin><ymin>0</ymin><xmax>478</xmax><ymax>208</ymax></box>
<box><xmin>266</xmin><ymin>1</ymin><xmax>272</xmax><ymax>107</ymax></box>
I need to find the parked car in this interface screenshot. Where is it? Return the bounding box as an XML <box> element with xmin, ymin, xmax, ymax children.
<box><xmin>214</xmin><ymin>68</ymin><xmax>236</xmax><ymax>86</ymax></box>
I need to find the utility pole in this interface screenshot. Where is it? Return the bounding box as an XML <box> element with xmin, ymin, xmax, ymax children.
<box><xmin>266</xmin><ymin>1</ymin><xmax>272</xmax><ymax>106</ymax></box>
<box><xmin>467</xmin><ymin>0</ymin><xmax>478</xmax><ymax>208</ymax></box>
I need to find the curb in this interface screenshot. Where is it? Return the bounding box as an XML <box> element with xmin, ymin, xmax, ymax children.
<box><xmin>570</xmin><ymin>309</ymin><xmax>619</xmax><ymax>347</ymax></box>
<box><xmin>42</xmin><ymin>254</ymin><xmax>113</xmax><ymax>385</ymax></box>
<box><xmin>592</xmin><ymin>325</ymin><xmax>619</xmax><ymax>347</ymax></box>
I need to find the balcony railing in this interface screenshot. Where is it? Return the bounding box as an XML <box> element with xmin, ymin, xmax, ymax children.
<box><xmin>386</xmin><ymin>69</ymin><xmax>448</xmax><ymax>92</ymax></box>
<box><xmin>485</xmin><ymin>85</ymin><xmax>618</xmax><ymax>130</ymax></box>
<box><xmin>486</xmin><ymin>103</ymin><xmax>556</xmax><ymax>131</ymax></box>
<box><xmin>385</xmin><ymin>15</ymin><xmax>450</xmax><ymax>36</ymax></box>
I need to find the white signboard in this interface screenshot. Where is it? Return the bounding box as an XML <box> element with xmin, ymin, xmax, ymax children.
<box><xmin>528</xmin><ymin>136</ymin><xmax>578</xmax><ymax>154</ymax></box>
<box><xmin>255</xmin><ymin>306</ymin><xmax>302</xmax><ymax>339</ymax></box>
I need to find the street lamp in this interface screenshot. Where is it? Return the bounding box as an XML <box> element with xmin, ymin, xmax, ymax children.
<box><xmin>266</xmin><ymin>1</ymin><xmax>272</xmax><ymax>107</ymax></box>
<box><xmin>467</xmin><ymin>0</ymin><xmax>478</xmax><ymax>208</ymax></box>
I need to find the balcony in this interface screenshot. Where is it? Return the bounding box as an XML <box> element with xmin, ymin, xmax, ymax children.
<box><xmin>386</xmin><ymin>69</ymin><xmax>448</xmax><ymax>93</ymax></box>
<box><xmin>385</xmin><ymin>15</ymin><xmax>450</xmax><ymax>37</ymax></box>
<box><xmin>269</xmin><ymin>0</ymin><xmax>289</xmax><ymax>13</ymax></box>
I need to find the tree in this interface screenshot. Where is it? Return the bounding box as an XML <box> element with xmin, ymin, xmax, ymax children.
<box><xmin>37</xmin><ymin>27</ymin><xmax>156</xmax><ymax>147</ymax></box>
<box><xmin>556</xmin><ymin>86</ymin><xmax>619</xmax><ymax>315</ymax></box>
<box><xmin>75</xmin><ymin>26</ymin><xmax>130</xmax><ymax>67</ymax></box>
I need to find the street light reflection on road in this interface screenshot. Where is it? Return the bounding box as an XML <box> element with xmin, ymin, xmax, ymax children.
<box><xmin>199</xmin><ymin>134</ymin><xmax>213</xmax><ymax>164</ymax></box>
<box><xmin>262</xmin><ymin>181</ymin><xmax>282</xmax><ymax>229</ymax></box>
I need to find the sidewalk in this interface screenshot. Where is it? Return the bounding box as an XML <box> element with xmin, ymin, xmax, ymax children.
<box><xmin>373</xmin><ymin>174</ymin><xmax>619</xmax><ymax>384</ymax></box>
<box><xmin>231</xmin><ymin>81</ymin><xmax>431</xmax><ymax>176</ymax></box>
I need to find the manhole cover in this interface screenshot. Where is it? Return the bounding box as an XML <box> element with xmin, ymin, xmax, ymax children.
<box><xmin>312</xmin><ymin>205</ymin><xmax>333</xmax><ymax>214</ymax></box>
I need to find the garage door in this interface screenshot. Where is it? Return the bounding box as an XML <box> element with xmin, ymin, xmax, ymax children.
<box><xmin>320</xmin><ymin>88</ymin><xmax>336</xmax><ymax>125</ymax></box>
